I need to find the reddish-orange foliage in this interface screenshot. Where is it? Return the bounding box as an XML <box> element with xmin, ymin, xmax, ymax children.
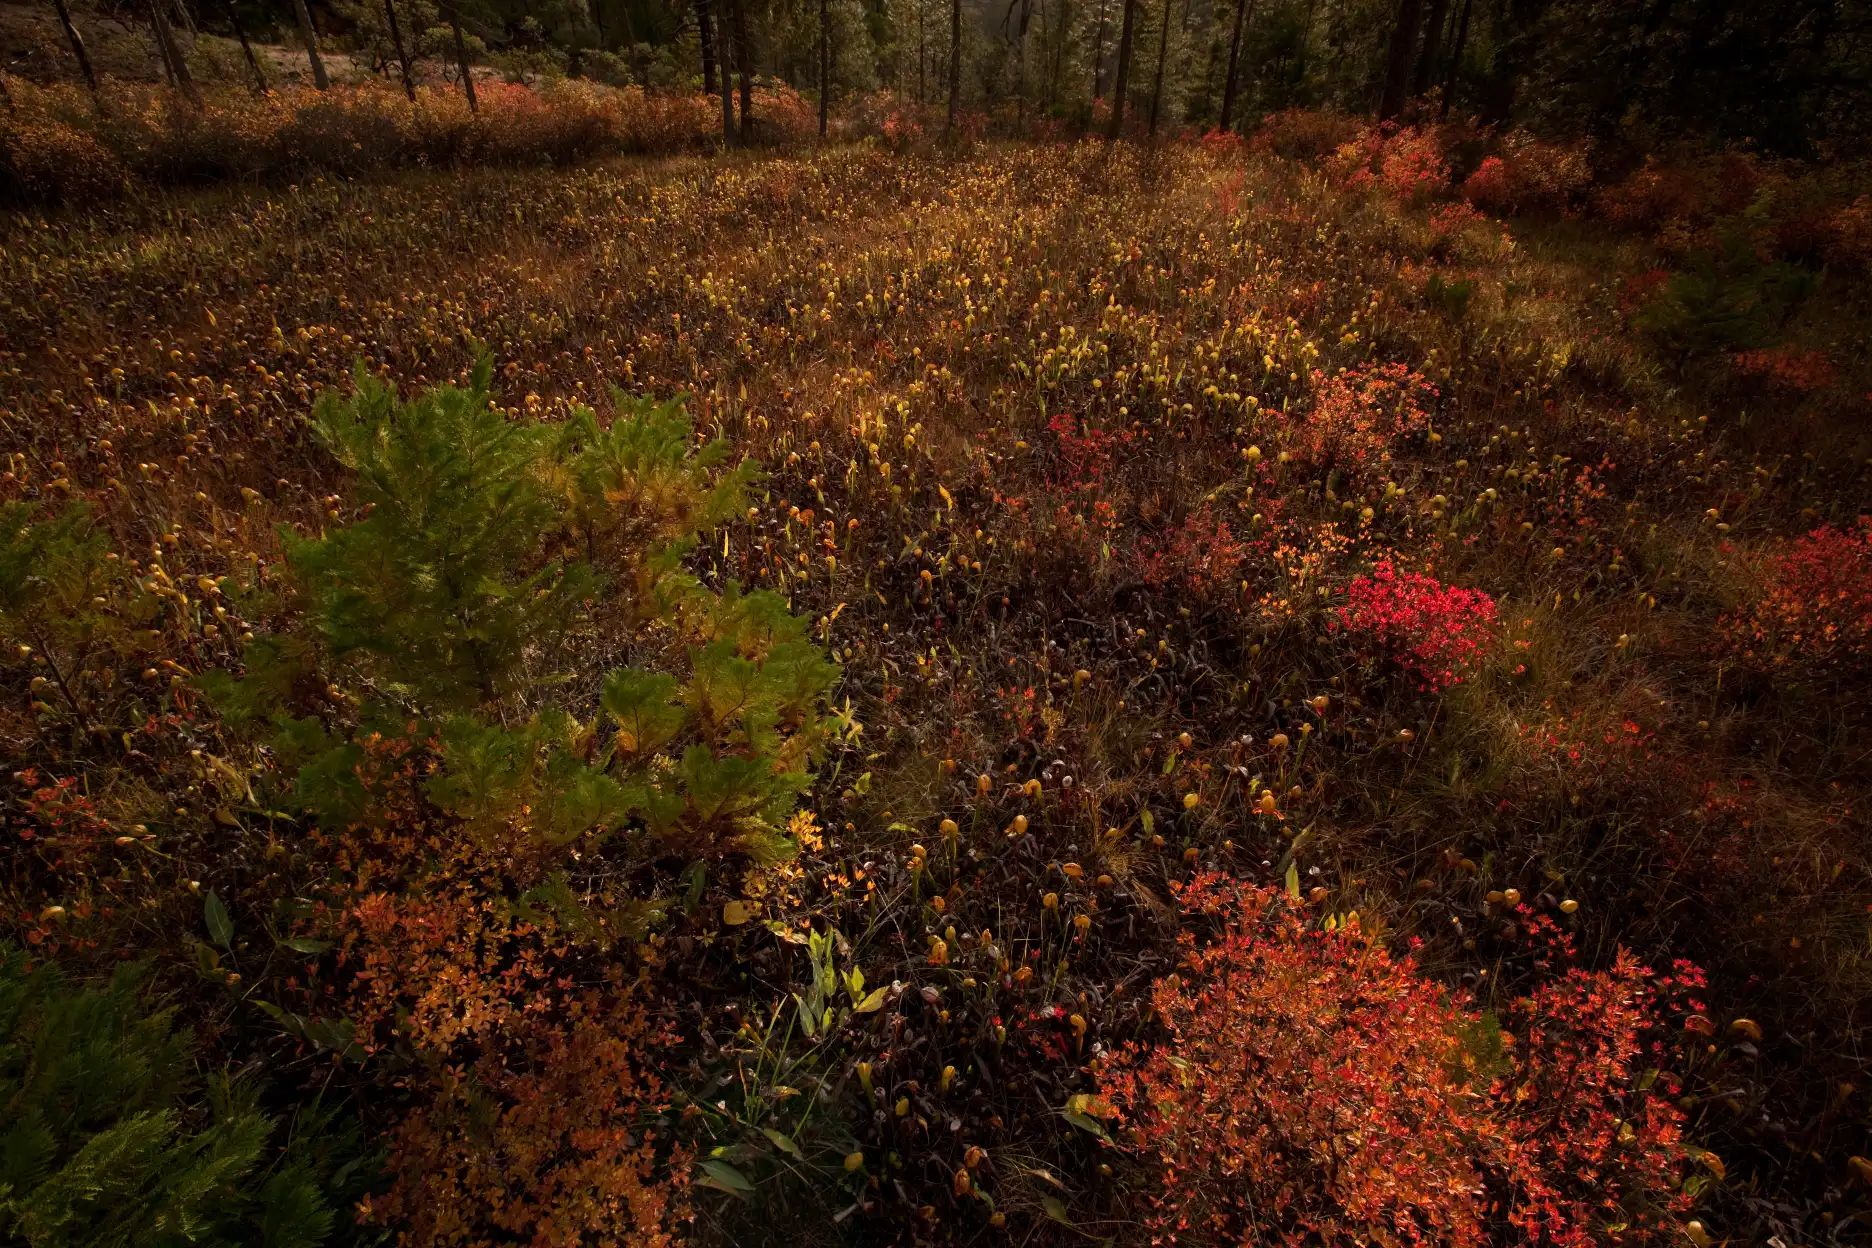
<box><xmin>342</xmin><ymin>888</ymin><xmax>691</xmax><ymax>1246</ymax></box>
<box><xmin>1292</xmin><ymin>362</ymin><xmax>1437</xmax><ymax>479</ymax></box>
<box><xmin>1497</xmin><ymin>917</ymin><xmax>1701</xmax><ymax>1246</ymax></box>
<box><xmin>1722</xmin><ymin>520</ymin><xmax>1872</xmax><ymax>677</ymax></box>
<box><xmin>1728</xmin><ymin>347</ymin><xmax>1839</xmax><ymax>394</ymax></box>
<box><xmin>1097</xmin><ymin>874</ymin><xmax>1697</xmax><ymax>1247</ymax></box>
<box><xmin>1331</xmin><ymin>125</ymin><xmax>1450</xmax><ymax>204</ymax></box>
<box><xmin>1141</xmin><ymin>504</ymin><xmax>1248</xmax><ymax>596</ymax></box>
<box><xmin>371</xmin><ymin>990</ymin><xmax>690</xmax><ymax>1248</ymax></box>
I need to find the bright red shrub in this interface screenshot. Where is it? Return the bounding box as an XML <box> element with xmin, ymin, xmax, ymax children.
<box><xmin>1331</xmin><ymin>125</ymin><xmax>1450</xmax><ymax>204</ymax></box>
<box><xmin>1722</xmin><ymin>520</ymin><xmax>1872</xmax><ymax>677</ymax></box>
<box><xmin>1461</xmin><ymin>156</ymin><xmax>1515</xmax><ymax>211</ymax></box>
<box><xmin>1098</xmin><ymin>875</ymin><xmax>1498</xmax><ymax>1247</ymax></box>
<box><xmin>1334</xmin><ymin>560</ymin><xmax>1498</xmax><ymax>689</ymax></box>
<box><xmin>1098</xmin><ymin>875</ymin><xmax>1700</xmax><ymax>1248</ymax></box>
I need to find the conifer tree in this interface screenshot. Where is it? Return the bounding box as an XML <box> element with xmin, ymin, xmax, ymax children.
<box><xmin>215</xmin><ymin>358</ymin><xmax>838</xmax><ymax>934</ymax></box>
<box><xmin>0</xmin><ymin>946</ymin><xmax>364</xmax><ymax>1248</ymax></box>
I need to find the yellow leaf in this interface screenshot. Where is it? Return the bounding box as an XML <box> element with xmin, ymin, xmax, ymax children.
<box><xmin>722</xmin><ymin>901</ymin><xmax>750</xmax><ymax>926</ymax></box>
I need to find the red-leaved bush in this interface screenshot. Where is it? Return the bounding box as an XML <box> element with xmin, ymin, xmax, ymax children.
<box><xmin>1330</xmin><ymin>124</ymin><xmax>1450</xmax><ymax>204</ymax></box>
<box><xmin>1334</xmin><ymin>560</ymin><xmax>1498</xmax><ymax>690</ymax></box>
<box><xmin>1294</xmin><ymin>363</ymin><xmax>1438</xmax><ymax>479</ymax></box>
<box><xmin>1098</xmin><ymin>874</ymin><xmax>1699</xmax><ymax>1247</ymax></box>
<box><xmin>1721</xmin><ymin>520</ymin><xmax>1872</xmax><ymax>678</ymax></box>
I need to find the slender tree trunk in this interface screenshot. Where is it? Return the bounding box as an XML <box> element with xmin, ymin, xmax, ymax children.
<box><xmin>1377</xmin><ymin>0</ymin><xmax>1424</xmax><ymax>118</ymax></box>
<box><xmin>1104</xmin><ymin>0</ymin><xmax>1134</xmax><ymax>138</ymax></box>
<box><xmin>51</xmin><ymin>0</ymin><xmax>103</xmax><ymax>103</ymax></box>
<box><xmin>1411</xmin><ymin>0</ymin><xmax>1448</xmax><ymax>95</ymax></box>
<box><xmin>713</xmin><ymin>0</ymin><xmax>735</xmax><ymax>143</ymax></box>
<box><xmin>174</xmin><ymin>0</ymin><xmax>197</xmax><ymax>38</ymax></box>
<box><xmin>731</xmin><ymin>0</ymin><xmax>751</xmax><ymax>143</ymax></box>
<box><xmin>1219</xmin><ymin>0</ymin><xmax>1251</xmax><ymax>130</ymax></box>
<box><xmin>819</xmin><ymin>0</ymin><xmax>830</xmax><ymax>135</ymax></box>
<box><xmin>698</xmin><ymin>0</ymin><xmax>717</xmax><ymax>95</ymax></box>
<box><xmin>944</xmin><ymin>0</ymin><xmax>960</xmax><ymax>134</ymax></box>
<box><xmin>383</xmin><ymin>0</ymin><xmax>414</xmax><ymax>98</ymax></box>
<box><xmin>1439</xmin><ymin>0</ymin><xmax>1469</xmax><ymax>117</ymax></box>
<box><xmin>1147</xmin><ymin>0</ymin><xmax>1169</xmax><ymax>134</ymax></box>
<box><xmin>221</xmin><ymin>0</ymin><xmax>268</xmax><ymax>91</ymax></box>
<box><xmin>1090</xmin><ymin>0</ymin><xmax>1109</xmax><ymax>98</ymax></box>
<box><xmin>1050</xmin><ymin>0</ymin><xmax>1069</xmax><ymax>105</ymax></box>
<box><xmin>149</xmin><ymin>0</ymin><xmax>199</xmax><ymax>101</ymax></box>
<box><xmin>291</xmin><ymin>0</ymin><xmax>331</xmax><ymax>89</ymax></box>
<box><xmin>446</xmin><ymin>1</ymin><xmax>477</xmax><ymax>113</ymax></box>
<box><xmin>616</xmin><ymin>0</ymin><xmax>647</xmax><ymax>85</ymax></box>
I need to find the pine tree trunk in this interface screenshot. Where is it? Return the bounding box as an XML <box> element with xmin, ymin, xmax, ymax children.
<box><xmin>149</xmin><ymin>0</ymin><xmax>199</xmax><ymax>101</ymax></box>
<box><xmin>446</xmin><ymin>1</ymin><xmax>477</xmax><ymax>113</ymax></box>
<box><xmin>625</xmin><ymin>4</ymin><xmax>647</xmax><ymax>84</ymax></box>
<box><xmin>1219</xmin><ymin>0</ymin><xmax>1248</xmax><ymax>130</ymax></box>
<box><xmin>1090</xmin><ymin>0</ymin><xmax>1109</xmax><ymax>98</ymax></box>
<box><xmin>1411</xmin><ymin>0</ymin><xmax>1448</xmax><ymax>96</ymax></box>
<box><xmin>916</xmin><ymin>0</ymin><xmax>925</xmax><ymax>103</ymax></box>
<box><xmin>819</xmin><ymin>0</ymin><xmax>830</xmax><ymax>135</ymax></box>
<box><xmin>174</xmin><ymin>0</ymin><xmax>197</xmax><ymax>38</ymax></box>
<box><xmin>732</xmin><ymin>0</ymin><xmax>751</xmax><ymax>143</ymax></box>
<box><xmin>222</xmin><ymin>0</ymin><xmax>267</xmax><ymax>92</ymax></box>
<box><xmin>698</xmin><ymin>0</ymin><xmax>717</xmax><ymax>95</ymax></box>
<box><xmin>52</xmin><ymin>0</ymin><xmax>103</xmax><ymax>104</ymax></box>
<box><xmin>714</xmin><ymin>0</ymin><xmax>735</xmax><ymax>143</ymax></box>
<box><xmin>944</xmin><ymin>0</ymin><xmax>960</xmax><ymax>135</ymax></box>
<box><xmin>292</xmin><ymin>0</ymin><xmax>331</xmax><ymax>89</ymax></box>
<box><xmin>1104</xmin><ymin>0</ymin><xmax>1134</xmax><ymax>138</ymax></box>
<box><xmin>1147</xmin><ymin>0</ymin><xmax>1169</xmax><ymax>134</ymax></box>
<box><xmin>1439</xmin><ymin>0</ymin><xmax>1469</xmax><ymax>117</ymax></box>
<box><xmin>383</xmin><ymin>0</ymin><xmax>414</xmax><ymax>98</ymax></box>
<box><xmin>1377</xmin><ymin>0</ymin><xmax>1423</xmax><ymax>119</ymax></box>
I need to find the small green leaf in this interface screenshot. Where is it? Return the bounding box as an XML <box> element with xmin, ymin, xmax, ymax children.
<box><xmin>1140</xmin><ymin>809</ymin><xmax>1154</xmax><ymax>836</ymax></box>
<box><xmin>204</xmin><ymin>890</ymin><xmax>233</xmax><ymax>949</ymax></box>
<box><xmin>1042</xmin><ymin>1195</ymin><xmax>1072</xmax><ymax>1224</ymax></box>
<box><xmin>278</xmin><ymin>937</ymin><xmax>331</xmax><ymax>955</ymax></box>
<box><xmin>852</xmin><ymin>985</ymin><xmax>889</xmax><ymax>1014</ymax></box>
<box><xmin>1285</xmin><ymin>861</ymin><xmax>1301</xmax><ymax>900</ymax></box>
<box><xmin>761</xmin><ymin>1127</ymin><xmax>803</xmax><ymax>1159</ymax></box>
<box><xmin>697</xmin><ymin>1159</ymin><xmax>755</xmax><ymax>1195</ymax></box>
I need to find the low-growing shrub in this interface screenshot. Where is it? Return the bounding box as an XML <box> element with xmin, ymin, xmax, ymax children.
<box><xmin>1330</xmin><ymin>123</ymin><xmax>1450</xmax><ymax>203</ymax></box>
<box><xmin>1290</xmin><ymin>362</ymin><xmax>1438</xmax><ymax>480</ymax></box>
<box><xmin>1721</xmin><ymin>520</ymin><xmax>1872</xmax><ymax>679</ymax></box>
<box><xmin>1333</xmin><ymin>559</ymin><xmax>1498</xmax><ymax>689</ymax></box>
<box><xmin>1098</xmin><ymin>875</ymin><xmax>1699</xmax><ymax>1247</ymax></box>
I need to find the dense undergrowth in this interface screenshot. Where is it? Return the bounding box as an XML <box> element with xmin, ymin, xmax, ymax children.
<box><xmin>2</xmin><ymin>127</ymin><xmax>1870</xmax><ymax>1245</ymax></box>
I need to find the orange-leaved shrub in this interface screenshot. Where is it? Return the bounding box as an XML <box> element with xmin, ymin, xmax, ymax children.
<box><xmin>1721</xmin><ymin>520</ymin><xmax>1872</xmax><ymax>680</ymax></box>
<box><xmin>1328</xmin><ymin>123</ymin><xmax>1450</xmax><ymax>204</ymax></box>
<box><xmin>1459</xmin><ymin>135</ymin><xmax>1593</xmax><ymax>214</ymax></box>
<box><xmin>343</xmin><ymin>885</ymin><xmax>691</xmax><ymax>1247</ymax></box>
<box><xmin>1290</xmin><ymin>361</ymin><xmax>1437</xmax><ymax>481</ymax></box>
<box><xmin>1097</xmin><ymin>874</ymin><xmax>1699</xmax><ymax>1247</ymax></box>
